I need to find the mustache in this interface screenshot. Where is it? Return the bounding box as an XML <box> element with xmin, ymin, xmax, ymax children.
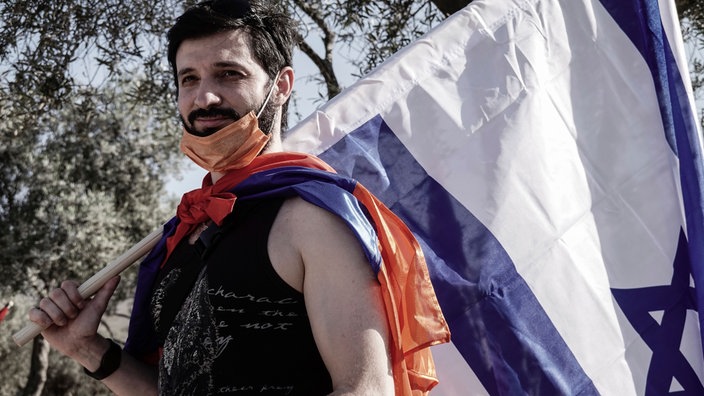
<box><xmin>187</xmin><ymin>107</ymin><xmax>242</xmax><ymax>126</ymax></box>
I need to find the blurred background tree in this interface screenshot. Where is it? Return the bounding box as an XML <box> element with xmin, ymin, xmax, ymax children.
<box><xmin>0</xmin><ymin>0</ymin><xmax>701</xmax><ymax>395</ymax></box>
<box><xmin>678</xmin><ymin>0</ymin><xmax>704</xmax><ymax>126</ymax></box>
<box><xmin>0</xmin><ymin>1</ymin><xmax>182</xmax><ymax>395</ymax></box>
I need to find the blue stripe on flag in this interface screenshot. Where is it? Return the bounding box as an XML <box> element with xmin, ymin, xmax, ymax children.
<box><xmin>599</xmin><ymin>0</ymin><xmax>704</xmax><ymax>343</ymax></box>
<box><xmin>319</xmin><ymin>115</ymin><xmax>599</xmax><ymax>395</ymax></box>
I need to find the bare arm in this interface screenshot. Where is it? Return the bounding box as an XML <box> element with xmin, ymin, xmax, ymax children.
<box><xmin>29</xmin><ymin>277</ymin><xmax>158</xmax><ymax>395</ymax></box>
<box><xmin>276</xmin><ymin>198</ymin><xmax>394</xmax><ymax>395</ymax></box>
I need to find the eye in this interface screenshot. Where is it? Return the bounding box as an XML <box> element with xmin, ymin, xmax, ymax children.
<box><xmin>180</xmin><ymin>75</ymin><xmax>198</xmax><ymax>87</ymax></box>
<box><xmin>221</xmin><ymin>70</ymin><xmax>243</xmax><ymax>79</ymax></box>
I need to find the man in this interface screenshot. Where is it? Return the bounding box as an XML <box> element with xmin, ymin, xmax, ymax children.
<box><xmin>29</xmin><ymin>1</ymin><xmax>449</xmax><ymax>395</ymax></box>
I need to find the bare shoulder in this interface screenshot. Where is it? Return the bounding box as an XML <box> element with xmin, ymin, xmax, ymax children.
<box><xmin>268</xmin><ymin>196</ymin><xmax>370</xmax><ymax>292</ymax></box>
<box><xmin>269</xmin><ymin>197</ymin><xmax>376</xmax><ymax>284</ymax></box>
<box><xmin>275</xmin><ymin>196</ymin><xmax>357</xmax><ymax>241</ymax></box>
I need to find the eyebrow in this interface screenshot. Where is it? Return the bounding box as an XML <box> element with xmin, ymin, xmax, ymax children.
<box><xmin>177</xmin><ymin>67</ymin><xmax>195</xmax><ymax>78</ymax></box>
<box><xmin>177</xmin><ymin>62</ymin><xmax>247</xmax><ymax>78</ymax></box>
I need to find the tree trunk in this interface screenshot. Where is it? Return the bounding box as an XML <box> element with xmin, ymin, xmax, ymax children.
<box><xmin>22</xmin><ymin>337</ymin><xmax>50</xmax><ymax>396</ymax></box>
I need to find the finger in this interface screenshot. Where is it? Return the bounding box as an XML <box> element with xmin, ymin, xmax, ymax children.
<box><xmin>47</xmin><ymin>286</ymin><xmax>81</xmax><ymax>320</ymax></box>
<box><xmin>37</xmin><ymin>296</ymin><xmax>71</xmax><ymax>326</ymax></box>
<box><xmin>28</xmin><ymin>306</ymin><xmax>54</xmax><ymax>329</ymax></box>
<box><xmin>60</xmin><ymin>280</ymin><xmax>86</xmax><ymax>309</ymax></box>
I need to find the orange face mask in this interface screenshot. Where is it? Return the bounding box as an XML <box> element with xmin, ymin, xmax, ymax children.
<box><xmin>179</xmin><ymin>111</ymin><xmax>271</xmax><ymax>173</ymax></box>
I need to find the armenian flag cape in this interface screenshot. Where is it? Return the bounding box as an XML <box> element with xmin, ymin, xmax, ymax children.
<box><xmin>125</xmin><ymin>152</ymin><xmax>450</xmax><ymax>395</ymax></box>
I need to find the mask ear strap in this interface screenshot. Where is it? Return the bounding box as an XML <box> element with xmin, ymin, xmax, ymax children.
<box><xmin>256</xmin><ymin>71</ymin><xmax>281</xmax><ymax>119</ymax></box>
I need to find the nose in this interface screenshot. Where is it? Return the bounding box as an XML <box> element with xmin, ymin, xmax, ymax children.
<box><xmin>194</xmin><ymin>79</ymin><xmax>222</xmax><ymax>109</ymax></box>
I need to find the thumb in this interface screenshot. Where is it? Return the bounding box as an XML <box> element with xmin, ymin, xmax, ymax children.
<box><xmin>86</xmin><ymin>276</ymin><xmax>121</xmax><ymax>315</ymax></box>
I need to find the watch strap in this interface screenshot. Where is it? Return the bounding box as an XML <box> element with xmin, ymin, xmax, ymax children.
<box><xmin>83</xmin><ymin>339</ymin><xmax>122</xmax><ymax>380</ymax></box>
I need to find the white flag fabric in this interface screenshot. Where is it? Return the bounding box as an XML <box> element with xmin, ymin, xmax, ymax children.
<box><xmin>284</xmin><ymin>0</ymin><xmax>704</xmax><ymax>394</ymax></box>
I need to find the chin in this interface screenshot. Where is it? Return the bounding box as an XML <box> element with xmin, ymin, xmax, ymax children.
<box><xmin>200</xmin><ymin>127</ymin><xmax>222</xmax><ymax>137</ymax></box>
<box><xmin>184</xmin><ymin>124</ymin><xmax>223</xmax><ymax>137</ymax></box>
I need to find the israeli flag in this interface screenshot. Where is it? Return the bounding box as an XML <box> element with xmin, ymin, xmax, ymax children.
<box><xmin>284</xmin><ymin>0</ymin><xmax>704</xmax><ymax>394</ymax></box>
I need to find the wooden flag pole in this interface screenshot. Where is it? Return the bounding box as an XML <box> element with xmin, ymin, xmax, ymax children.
<box><xmin>12</xmin><ymin>227</ymin><xmax>164</xmax><ymax>347</ymax></box>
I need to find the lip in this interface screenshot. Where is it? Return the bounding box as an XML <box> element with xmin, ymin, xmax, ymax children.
<box><xmin>194</xmin><ymin>116</ymin><xmax>232</xmax><ymax>131</ymax></box>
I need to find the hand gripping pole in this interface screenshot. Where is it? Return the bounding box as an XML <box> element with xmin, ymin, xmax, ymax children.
<box><xmin>12</xmin><ymin>227</ymin><xmax>164</xmax><ymax>347</ymax></box>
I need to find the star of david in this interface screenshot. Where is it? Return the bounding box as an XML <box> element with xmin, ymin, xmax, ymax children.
<box><xmin>612</xmin><ymin>229</ymin><xmax>702</xmax><ymax>395</ymax></box>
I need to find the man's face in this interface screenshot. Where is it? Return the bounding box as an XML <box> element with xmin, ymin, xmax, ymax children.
<box><xmin>175</xmin><ymin>30</ymin><xmax>274</xmax><ymax>136</ymax></box>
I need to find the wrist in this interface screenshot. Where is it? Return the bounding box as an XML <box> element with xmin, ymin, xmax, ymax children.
<box><xmin>83</xmin><ymin>338</ymin><xmax>122</xmax><ymax>380</ymax></box>
<box><xmin>70</xmin><ymin>336</ymin><xmax>109</xmax><ymax>372</ymax></box>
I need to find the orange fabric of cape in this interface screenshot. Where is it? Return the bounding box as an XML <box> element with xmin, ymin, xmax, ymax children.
<box><xmin>352</xmin><ymin>183</ymin><xmax>451</xmax><ymax>395</ymax></box>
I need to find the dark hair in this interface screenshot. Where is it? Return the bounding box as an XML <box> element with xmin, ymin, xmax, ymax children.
<box><xmin>167</xmin><ymin>0</ymin><xmax>299</xmax><ymax>129</ymax></box>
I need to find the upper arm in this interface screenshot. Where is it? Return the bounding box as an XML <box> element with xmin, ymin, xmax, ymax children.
<box><xmin>285</xmin><ymin>198</ymin><xmax>394</xmax><ymax>395</ymax></box>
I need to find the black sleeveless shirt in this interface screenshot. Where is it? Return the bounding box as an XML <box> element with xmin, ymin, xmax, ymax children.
<box><xmin>151</xmin><ymin>198</ymin><xmax>333</xmax><ymax>395</ymax></box>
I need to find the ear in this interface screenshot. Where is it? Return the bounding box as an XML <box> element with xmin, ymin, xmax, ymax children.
<box><xmin>272</xmin><ymin>66</ymin><xmax>294</xmax><ymax>106</ymax></box>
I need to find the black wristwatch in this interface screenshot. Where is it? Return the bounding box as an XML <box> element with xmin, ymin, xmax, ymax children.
<box><xmin>83</xmin><ymin>339</ymin><xmax>122</xmax><ymax>380</ymax></box>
